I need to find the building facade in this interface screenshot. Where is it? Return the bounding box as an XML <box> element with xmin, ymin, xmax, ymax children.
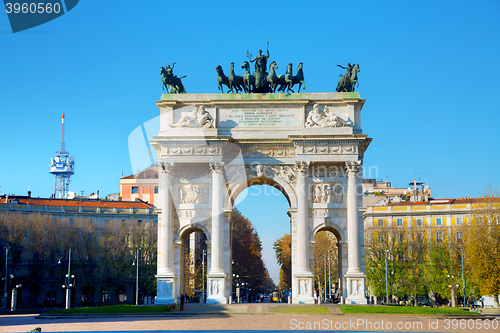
<box><xmin>0</xmin><ymin>194</ymin><xmax>156</xmax><ymax>309</ymax></box>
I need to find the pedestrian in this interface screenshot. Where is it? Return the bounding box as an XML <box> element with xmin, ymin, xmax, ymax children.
<box><xmin>180</xmin><ymin>293</ymin><xmax>185</xmax><ymax>311</ymax></box>
<box><xmin>481</xmin><ymin>298</ymin><xmax>484</xmax><ymax>308</ymax></box>
<box><xmin>313</xmin><ymin>290</ymin><xmax>318</xmax><ymax>304</ymax></box>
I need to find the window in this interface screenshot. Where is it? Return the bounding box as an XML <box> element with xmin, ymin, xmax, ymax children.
<box><xmin>416</xmin><ymin>232</ymin><xmax>424</xmax><ymax>243</ymax></box>
<box><xmin>436</xmin><ymin>231</ymin><xmax>444</xmax><ymax>243</ymax></box>
<box><xmin>396</xmin><ymin>219</ymin><xmax>403</xmax><ymax>226</ymax></box>
<box><xmin>456</xmin><ymin>217</ymin><xmax>463</xmax><ymax>225</ymax></box>
<box><xmin>416</xmin><ymin>218</ymin><xmax>423</xmax><ymax>227</ymax></box>
<box><xmin>153</xmin><ymin>219</ymin><xmax>158</xmax><ymax>225</ymax></box>
<box><xmin>377</xmin><ymin>219</ymin><xmax>384</xmax><ymax>227</ymax></box>
<box><xmin>436</xmin><ymin>218</ymin><xmax>442</xmax><ymax>226</ymax></box>
<box><xmin>69</xmin><ymin>218</ymin><xmax>75</xmax><ymax>226</ymax></box>
<box><xmin>396</xmin><ymin>232</ymin><xmax>404</xmax><ymax>243</ymax></box>
<box><xmin>132</xmin><ymin>186</ymin><xmax>138</xmax><ymax>194</ymax></box>
<box><xmin>377</xmin><ymin>232</ymin><xmax>387</xmax><ymax>243</ymax></box>
<box><xmin>154</xmin><ymin>186</ymin><xmax>158</xmax><ymax>194</ymax></box>
<box><xmin>457</xmin><ymin>231</ymin><xmax>463</xmax><ymax>242</ymax></box>
<box><xmin>137</xmin><ymin>219</ymin><xmax>143</xmax><ymax>227</ymax></box>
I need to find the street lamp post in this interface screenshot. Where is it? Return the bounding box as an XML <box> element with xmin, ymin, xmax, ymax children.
<box><xmin>385</xmin><ymin>249</ymin><xmax>389</xmax><ymax>305</ymax></box>
<box><xmin>461</xmin><ymin>249</ymin><xmax>465</xmax><ymax>307</ymax></box>
<box><xmin>447</xmin><ymin>275</ymin><xmax>459</xmax><ymax>307</ymax></box>
<box><xmin>2</xmin><ymin>248</ymin><xmax>8</xmax><ymax>310</ymax></box>
<box><xmin>328</xmin><ymin>249</ymin><xmax>332</xmax><ymax>302</ymax></box>
<box><xmin>323</xmin><ymin>254</ymin><xmax>327</xmax><ymax>303</ymax></box>
<box><xmin>135</xmin><ymin>247</ymin><xmax>142</xmax><ymax>306</ymax></box>
<box><xmin>202</xmin><ymin>249</ymin><xmax>206</xmax><ymax>304</ymax></box>
<box><xmin>62</xmin><ymin>249</ymin><xmax>75</xmax><ymax>309</ymax></box>
<box><xmin>11</xmin><ymin>282</ymin><xmax>21</xmax><ymax>311</ymax></box>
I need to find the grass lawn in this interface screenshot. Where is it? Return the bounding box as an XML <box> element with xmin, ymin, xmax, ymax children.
<box><xmin>46</xmin><ymin>304</ymin><xmax>174</xmax><ymax>315</ymax></box>
<box><xmin>270</xmin><ymin>306</ymin><xmax>330</xmax><ymax>313</ymax></box>
<box><xmin>340</xmin><ymin>305</ymin><xmax>480</xmax><ymax>315</ymax></box>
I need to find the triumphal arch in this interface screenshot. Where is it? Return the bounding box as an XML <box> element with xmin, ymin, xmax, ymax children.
<box><xmin>151</xmin><ymin>91</ymin><xmax>371</xmax><ymax>304</ymax></box>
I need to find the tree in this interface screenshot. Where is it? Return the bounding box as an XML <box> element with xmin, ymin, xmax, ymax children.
<box><xmin>314</xmin><ymin>231</ymin><xmax>338</xmax><ymax>299</ymax></box>
<box><xmin>273</xmin><ymin>233</ymin><xmax>291</xmax><ymax>290</ymax></box>
<box><xmin>464</xmin><ymin>189</ymin><xmax>500</xmax><ymax>308</ymax></box>
<box><xmin>231</xmin><ymin>209</ymin><xmax>273</xmax><ymax>295</ymax></box>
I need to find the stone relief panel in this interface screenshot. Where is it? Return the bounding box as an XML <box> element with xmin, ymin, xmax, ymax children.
<box><xmin>305</xmin><ymin>104</ymin><xmax>352</xmax><ymax>128</ymax></box>
<box><xmin>311</xmin><ymin>183</ymin><xmax>344</xmax><ymax>203</ymax></box>
<box><xmin>350</xmin><ymin>279</ymin><xmax>363</xmax><ymax>296</ymax></box>
<box><xmin>157</xmin><ymin>279</ymin><xmax>173</xmax><ymax>297</ymax></box>
<box><xmin>268</xmin><ymin>165</ymin><xmax>297</xmax><ymax>187</ymax></box>
<box><xmin>210</xmin><ymin>279</ymin><xmax>223</xmax><ymax>296</ymax></box>
<box><xmin>171</xmin><ymin>105</ymin><xmax>214</xmax><ymax>128</ymax></box>
<box><xmin>298</xmin><ymin>279</ymin><xmax>310</xmax><ymax>295</ymax></box>
<box><xmin>179</xmin><ymin>184</ymin><xmax>209</xmax><ymax>204</ymax></box>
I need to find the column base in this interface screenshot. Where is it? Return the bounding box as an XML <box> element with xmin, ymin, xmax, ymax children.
<box><xmin>345</xmin><ymin>274</ymin><xmax>367</xmax><ymax>304</ymax></box>
<box><xmin>155</xmin><ymin>275</ymin><xmax>177</xmax><ymax>305</ymax></box>
<box><xmin>292</xmin><ymin>273</ymin><xmax>314</xmax><ymax>304</ymax></box>
<box><xmin>206</xmin><ymin>273</ymin><xmax>227</xmax><ymax>304</ymax></box>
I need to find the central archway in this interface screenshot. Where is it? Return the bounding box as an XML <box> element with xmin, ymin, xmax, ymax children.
<box><xmin>230</xmin><ymin>178</ymin><xmax>293</xmax><ymax>303</ymax></box>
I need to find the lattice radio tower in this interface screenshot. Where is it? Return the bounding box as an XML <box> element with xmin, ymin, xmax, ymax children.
<box><xmin>49</xmin><ymin>114</ymin><xmax>75</xmax><ymax>198</ymax></box>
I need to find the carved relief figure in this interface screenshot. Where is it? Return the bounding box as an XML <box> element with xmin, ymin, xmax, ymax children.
<box><xmin>211</xmin><ymin>280</ymin><xmax>221</xmax><ymax>295</ymax></box>
<box><xmin>171</xmin><ymin>106</ymin><xmax>214</xmax><ymax>128</ymax></box>
<box><xmin>312</xmin><ymin>183</ymin><xmax>344</xmax><ymax>203</ymax></box>
<box><xmin>305</xmin><ymin>104</ymin><xmax>352</xmax><ymax>128</ymax></box>
<box><xmin>179</xmin><ymin>184</ymin><xmax>208</xmax><ymax>204</ymax></box>
<box><xmin>299</xmin><ymin>279</ymin><xmax>310</xmax><ymax>295</ymax></box>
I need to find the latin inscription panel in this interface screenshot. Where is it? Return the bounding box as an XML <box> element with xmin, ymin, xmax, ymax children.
<box><xmin>218</xmin><ymin>108</ymin><xmax>303</xmax><ymax>128</ymax></box>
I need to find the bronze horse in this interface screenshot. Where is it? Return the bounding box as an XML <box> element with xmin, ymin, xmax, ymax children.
<box><xmin>336</xmin><ymin>64</ymin><xmax>360</xmax><ymax>92</ymax></box>
<box><xmin>241</xmin><ymin>61</ymin><xmax>255</xmax><ymax>93</ymax></box>
<box><xmin>228</xmin><ymin>62</ymin><xmax>244</xmax><ymax>93</ymax></box>
<box><xmin>160</xmin><ymin>66</ymin><xmax>186</xmax><ymax>94</ymax></box>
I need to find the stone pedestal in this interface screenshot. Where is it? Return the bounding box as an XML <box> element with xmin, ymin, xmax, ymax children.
<box><xmin>155</xmin><ymin>277</ymin><xmax>176</xmax><ymax>305</ymax></box>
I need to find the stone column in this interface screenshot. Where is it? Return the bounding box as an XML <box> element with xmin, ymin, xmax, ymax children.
<box><xmin>292</xmin><ymin>162</ymin><xmax>314</xmax><ymax>304</ymax></box>
<box><xmin>345</xmin><ymin>161</ymin><xmax>367</xmax><ymax>304</ymax></box>
<box><xmin>295</xmin><ymin>161</ymin><xmax>310</xmax><ymax>273</ymax></box>
<box><xmin>155</xmin><ymin>162</ymin><xmax>176</xmax><ymax>305</ymax></box>
<box><xmin>207</xmin><ymin>162</ymin><xmax>227</xmax><ymax>304</ymax></box>
<box><xmin>209</xmin><ymin>162</ymin><xmax>224</xmax><ymax>274</ymax></box>
<box><xmin>159</xmin><ymin>162</ymin><xmax>175</xmax><ymax>275</ymax></box>
<box><xmin>346</xmin><ymin>161</ymin><xmax>362</xmax><ymax>275</ymax></box>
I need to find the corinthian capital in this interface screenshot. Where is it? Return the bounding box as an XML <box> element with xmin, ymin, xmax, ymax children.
<box><xmin>159</xmin><ymin>161</ymin><xmax>175</xmax><ymax>175</ymax></box>
<box><xmin>294</xmin><ymin>161</ymin><xmax>310</xmax><ymax>176</ymax></box>
<box><xmin>209</xmin><ymin>162</ymin><xmax>225</xmax><ymax>175</ymax></box>
<box><xmin>345</xmin><ymin>161</ymin><xmax>361</xmax><ymax>173</ymax></box>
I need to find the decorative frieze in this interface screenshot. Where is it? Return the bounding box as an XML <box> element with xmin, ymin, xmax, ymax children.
<box><xmin>241</xmin><ymin>147</ymin><xmax>296</xmax><ymax>158</ymax></box>
<box><xmin>297</xmin><ymin>145</ymin><xmax>358</xmax><ymax>155</ymax></box>
<box><xmin>311</xmin><ymin>183</ymin><xmax>344</xmax><ymax>203</ymax></box>
<box><xmin>161</xmin><ymin>145</ymin><xmax>222</xmax><ymax>156</ymax></box>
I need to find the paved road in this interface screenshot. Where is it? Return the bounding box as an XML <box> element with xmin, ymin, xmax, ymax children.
<box><xmin>0</xmin><ymin>304</ymin><xmax>497</xmax><ymax>332</ymax></box>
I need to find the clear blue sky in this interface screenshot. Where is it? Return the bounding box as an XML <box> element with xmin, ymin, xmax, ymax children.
<box><xmin>1</xmin><ymin>1</ymin><xmax>499</xmax><ymax>282</ymax></box>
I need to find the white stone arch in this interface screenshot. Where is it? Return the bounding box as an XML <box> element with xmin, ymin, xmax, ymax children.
<box><xmin>176</xmin><ymin>222</ymin><xmax>211</xmax><ymax>242</ymax></box>
<box><xmin>226</xmin><ymin>171</ymin><xmax>298</xmax><ymax>209</ymax></box>
<box><xmin>310</xmin><ymin>222</ymin><xmax>348</xmax><ymax>301</ymax></box>
<box><xmin>176</xmin><ymin>223</ymin><xmax>210</xmax><ymax>298</ymax></box>
<box><xmin>310</xmin><ymin>221</ymin><xmax>346</xmax><ymax>242</ymax></box>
